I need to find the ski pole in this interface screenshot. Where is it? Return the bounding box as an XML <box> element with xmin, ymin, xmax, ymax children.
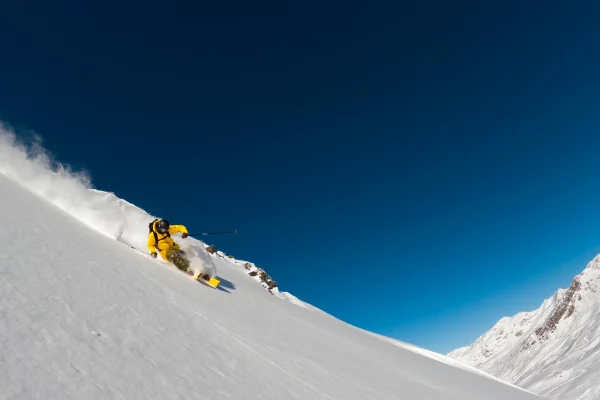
<box><xmin>188</xmin><ymin>230</ymin><xmax>238</xmax><ymax>237</ymax></box>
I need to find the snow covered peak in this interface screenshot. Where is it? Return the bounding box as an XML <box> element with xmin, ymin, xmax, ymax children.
<box><xmin>584</xmin><ymin>253</ymin><xmax>600</xmax><ymax>270</ymax></box>
<box><xmin>449</xmin><ymin>255</ymin><xmax>600</xmax><ymax>399</ymax></box>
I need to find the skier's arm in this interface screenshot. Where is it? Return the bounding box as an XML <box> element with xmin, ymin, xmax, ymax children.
<box><xmin>169</xmin><ymin>225</ymin><xmax>189</xmax><ymax>238</ymax></box>
<box><xmin>147</xmin><ymin>233</ymin><xmax>157</xmax><ymax>255</ymax></box>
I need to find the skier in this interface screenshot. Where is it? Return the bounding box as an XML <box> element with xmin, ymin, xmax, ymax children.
<box><xmin>147</xmin><ymin>219</ymin><xmax>191</xmax><ymax>272</ymax></box>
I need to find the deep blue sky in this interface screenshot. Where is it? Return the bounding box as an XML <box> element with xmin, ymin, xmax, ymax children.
<box><xmin>2</xmin><ymin>1</ymin><xmax>600</xmax><ymax>353</ymax></box>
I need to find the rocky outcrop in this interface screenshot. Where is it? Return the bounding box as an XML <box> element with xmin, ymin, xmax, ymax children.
<box><xmin>204</xmin><ymin>247</ymin><xmax>278</xmax><ymax>292</ymax></box>
<box><xmin>523</xmin><ymin>277</ymin><xmax>582</xmax><ymax>349</ymax></box>
<box><xmin>245</xmin><ymin>263</ymin><xmax>277</xmax><ymax>290</ymax></box>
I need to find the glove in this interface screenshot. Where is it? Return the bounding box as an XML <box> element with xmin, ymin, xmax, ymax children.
<box><xmin>182</xmin><ymin>232</ymin><xmax>188</xmax><ymax>239</ymax></box>
<box><xmin>151</xmin><ymin>252</ymin><xmax>157</xmax><ymax>258</ymax></box>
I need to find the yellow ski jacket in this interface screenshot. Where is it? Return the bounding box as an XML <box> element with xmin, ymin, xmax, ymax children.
<box><xmin>147</xmin><ymin>220</ymin><xmax>189</xmax><ymax>260</ymax></box>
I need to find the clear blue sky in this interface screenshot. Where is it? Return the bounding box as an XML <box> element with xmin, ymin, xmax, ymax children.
<box><xmin>2</xmin><ymin>1</ymin><xmax>600</xmax><ymax>353</ymax></box>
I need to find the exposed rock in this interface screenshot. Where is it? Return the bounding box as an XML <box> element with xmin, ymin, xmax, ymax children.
<box><xmin>524</xmin><ymin>277</ymin><xmax>581</xmax><ymax>349</ymax></box>
<box><xmin>245</xmin><ymin>265</ymin><xmax>278</xmax><ymax>290</ymax></box>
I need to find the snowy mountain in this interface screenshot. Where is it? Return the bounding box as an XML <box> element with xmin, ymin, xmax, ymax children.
<box><xmin>0</xmin><ymin>126</ymin><xmax>541</xmax><ymax>399</ymax></box>
<box><xmin>448</xmin><ymin>255</ymin><xmax>600</xmax><ymax>400</ymax></box>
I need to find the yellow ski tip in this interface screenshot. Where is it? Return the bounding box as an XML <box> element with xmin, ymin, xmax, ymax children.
<box><xmin>207</xmin><ymin>277</ymin><xmax>220</xmax><ymax>288</ymax></box>
<box><xmin>192</xmin><ymin>273</ymin><xmax>220</xmax><ymax>288</ymax></box>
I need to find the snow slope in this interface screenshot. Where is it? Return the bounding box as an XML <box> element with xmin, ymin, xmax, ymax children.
<box><xmin>448</xmin><ymin>256</ymin><xmax>600</xmax><ymax>400</ymax></box>
<box><xmin>0</xmin><ymin>128</ymin><xmax>541</xmax><ymax>399</ymax></box>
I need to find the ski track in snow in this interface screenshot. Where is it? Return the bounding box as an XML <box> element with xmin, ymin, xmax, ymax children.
<box><xmin>0</xmin><ymin>128</ymin><xmax>542</xmax><ymax>399</ymax></box>
<box><xmin>139</xmin><ymin>269</ymin><xmax>336</xmax><ymax>399</ymax></box>
<box><xmin>542</xmin><ymin>369</ymin><xmax>585</xmax><ymax>397</ymax></box>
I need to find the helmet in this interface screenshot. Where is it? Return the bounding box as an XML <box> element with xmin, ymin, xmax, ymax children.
<box><xmin>156</xmin><ymin>219</ymin><xmax>170</xmax><ymax>233</ymax></box>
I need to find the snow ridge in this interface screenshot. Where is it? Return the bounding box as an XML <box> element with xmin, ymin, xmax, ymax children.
<box><xmin>0</xmin><ymin>124</ymin><xmax>291</xmax><ymax>298</ymax></box>
<box><xmin>449</xmin><ymin>254</ymin><xmax>600</xmax><ymax>400</ymax></box>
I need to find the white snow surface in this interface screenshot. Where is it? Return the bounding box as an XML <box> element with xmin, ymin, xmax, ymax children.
<box><xmin>0</xmin><ymin>127</ymin><xmax>541</xmax><ymax>399</ymax></box>
<box><xmin>448</xmin><ymin>255</ymin><xmax>600</xmax><ymax>400</ymax></box>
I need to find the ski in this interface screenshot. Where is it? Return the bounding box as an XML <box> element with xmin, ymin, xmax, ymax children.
<box><xmin>187</xmin><ymin>270</ymin><xmax>220</xmax><ymax>289</ymax></box>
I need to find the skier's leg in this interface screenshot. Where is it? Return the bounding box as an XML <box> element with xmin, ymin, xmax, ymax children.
<box><xmin>166</xmin><ymin>248</ymin><xmax>191</xmax><ymax>272</ymax></box>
